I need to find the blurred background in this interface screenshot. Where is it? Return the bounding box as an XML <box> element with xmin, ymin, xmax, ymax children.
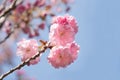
<box><xmin>0</xmin><ymin>0</ymin><xmax>120</xmax><ymax>80</ymax></box>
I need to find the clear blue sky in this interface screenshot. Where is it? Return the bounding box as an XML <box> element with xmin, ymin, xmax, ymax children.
<box><xmin>4</xmin><ymin>0</ymin><xmax>120</xmax><ymax>80</ymax></box>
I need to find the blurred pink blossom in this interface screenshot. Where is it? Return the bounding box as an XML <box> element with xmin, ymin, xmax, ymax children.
<box><xmin>34</xmin><ymin>0</ymin><xmax>45</xmax><ymax>7</ymax></box>
<box><xmin>16</xmin><ymin>5</ymin><xmax>26</xmax><ymax>13</ymax></box>
<box><xmin>62</xmin><ymin>0</ymin><xmax>74</xmax><ymax>4</ymax></box>
<box><xmin>50</xmin><ymin>0</ymin><xmax>59</xmax><ymax>5</ymax></box>
<box><xmin>26</xmin><ymin>3</ymin><xmax>32</xmax><ymax>10</ymax></box>
<box><xmin>16</xmin><ymin>70</ymin><xmax>25</xmax><ymax>76</ymax></box>
<box><xmin>2</xmin><ymin>21</ymin><xmax>11</xmax><ymax>34</ymax></box>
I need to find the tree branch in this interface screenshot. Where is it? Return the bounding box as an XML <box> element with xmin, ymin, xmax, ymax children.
<box><xmin>0</xmin><ymin>0</ymin><xmax>17</xmax><ymax>18</ymax></box>
<box><xmin>0</xmin><ymin>13</ymin><xmax>10</xmax><ymax>30</ymax></box>
<box><xmin>0</xmin><ymin>0</ymin><xmax>23</xmax><ymax>29</ymax></box>
<box><xmin>0</xmin><ymin>26</ymin><xmax>18</xmax><ymax>45</ymax></box>
<box><xmin>0</xmin><ymin>30</ymin><xmax>13</xmax><ymax>44</ymax></box>
<box><xmin>0</xmin><ymin>42</ymin><xmax>49</xmax><ymax>80</ymax></box>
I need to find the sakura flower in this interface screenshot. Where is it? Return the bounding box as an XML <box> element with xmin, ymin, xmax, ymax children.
<box><xmin>49</xmin><ymin>23</ymin><xmax>75</xmax><ymax>46</ymax></box>
<box><xmin>17</xmin><ymin>39</ymin><xmax>39</xmax><ymax>65</ymax></box>
<box><xmin>49</xmin><ymin>14</ymin><xmax>78</xmax><ymax>46</ymax></box>
<box><xmin>52</xmin><ymin>14</ymin><xmax>78</xmax><ymax>33</ymax></box>
<box><xmin>48</xmin><ymin>42</ymin><xmax>80</xmax><ymax>68</ymax></box>
<box><xmin>68</xmin><ymin>41</ymin><xmax>80</xmax><ymax>60</ymax></box>
<box><xmin>48</xmin><ymin>15</ymin><xmax>80</xmax><ymax>68</ymax></box>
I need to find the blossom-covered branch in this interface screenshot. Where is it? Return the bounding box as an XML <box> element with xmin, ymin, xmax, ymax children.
<box><xmin>0</xmin><ymin>0</ymin><xmax>23</xmax><ymax>29</ymax></box>
<box><xmin>0</xmin><ymin>41</ymin><xmax>49</xmax><ymax>80</ymax></box>
<box><xmin>0</xmin><ymin>0</ymin><xmax>20</xmax><ymax>18</ymax></box>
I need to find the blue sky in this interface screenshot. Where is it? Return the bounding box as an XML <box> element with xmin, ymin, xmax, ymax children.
<box><xmin>3</xmin><ymin>0</ymin><xmax>120</xmax><ymax>80</ymax></box>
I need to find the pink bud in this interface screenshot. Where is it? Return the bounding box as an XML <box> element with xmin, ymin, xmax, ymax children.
<box><xmin>34</xmin><ymin>29</ymin><xmax>40</xmax><ymax>36</ymax></box>
<box><xmin>38</xmin><ymin>22</ymin><xmax>45</xmax><ymax>30</ymax></box>
<box><xmin>34</xmin><ymin>0</ymin><xmax>45</xmax><ymax>7</ymax></box>
<box><xmin>16</xmin><ymin>5</ymin><xmax>26</xmax><ymax>13</ymax></box>
<box><xmin>28</xmin><ymin>32</ymin><xmax>35</xmax><ymax>38</ymax></box>
<box><xmin>22</xmin><ymin>26</ymin><xmax>31</xmax><ymax>34</ymax></box>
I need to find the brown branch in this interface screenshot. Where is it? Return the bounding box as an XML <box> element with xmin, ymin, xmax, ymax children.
<box><xmin>0</xmin><ymin>0</ymin><xmax>17</xmax><ymax>18</ymax></box>
<box><xmin>0</xmin><ymin>30</ymin><xmax>14</xmax><ymax>44</ymax></box>
<box><xmin>0</xmin><ymin>0</ymin><xmax>23</xmax><ymax>29</ymax></box>
<box><xmin>0</xmin><ymin>26</ymin><xmax>18</xmax><ymax>45</ymax></box>
<box><xmin>0</xmin><ymin>42</ymin><xmax>49</xmax><ymax>80</ymax></box>
<box><xmin>0</xmin><ymin>13</ymin><xmax>10</xmax><ymax>29</ymax></box>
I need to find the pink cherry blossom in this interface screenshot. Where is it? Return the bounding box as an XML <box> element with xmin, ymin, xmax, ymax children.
<box><xmin>47</xmin><ymin>42</ymin><xmax>80</xmax><ymax>68</ymax></box>
<box><xmin>49</xmin><ymin>23</ymin><xmax>75</xmax><ymax>46</ymax></box>
<box><xmin>68</xmin><ymin>41</ymin><xmax>80</xmax><ymax>60</ymax></box>
<box><xmin>52</xmin><ymin>14</ymin><xmax>78</xmax><ymax>33</ymax></box>
<box><xmin>49</xmin><ymin>14</ymin><xmax>78</xmax><ymax>46</ymax></box>
<box><xmin>48</xmin><ymin>15</ymin><xmax>80</xmax><ymax>68</ymax></box>
<box><xmin>17</xmin><ymin>39</ymin><xmax>39</xmax><ymax>65</ymax></box>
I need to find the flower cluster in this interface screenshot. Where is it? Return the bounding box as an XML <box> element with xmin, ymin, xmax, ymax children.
<box><xmin>16</xmin><ymin>15</ymin><xmax>79</xmax><ymax>68</ymax></box>
<box><xmin>48</xmin><ymin>14</ymin><xmax>80</xmax><ymax>68</ymax></box>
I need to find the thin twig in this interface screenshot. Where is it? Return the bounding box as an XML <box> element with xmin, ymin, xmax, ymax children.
<box><xmin>0</xmin><ymin>13</ymin><xmax>9</xmax><ymax>29</ymax></box>
<box><xmin>0</xmin><ymin>42</ymin><xmax>49</xmax><ymax>80</ymax></box>
<box><xmin>0</xmin><ymin>30</ymin><xmax>13</xmax><ymax>44</ymax></box>
<box><xmin>0</xmin><ymin>26</ymin><xmax>17</xmax><ymax>45</ymax></box>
